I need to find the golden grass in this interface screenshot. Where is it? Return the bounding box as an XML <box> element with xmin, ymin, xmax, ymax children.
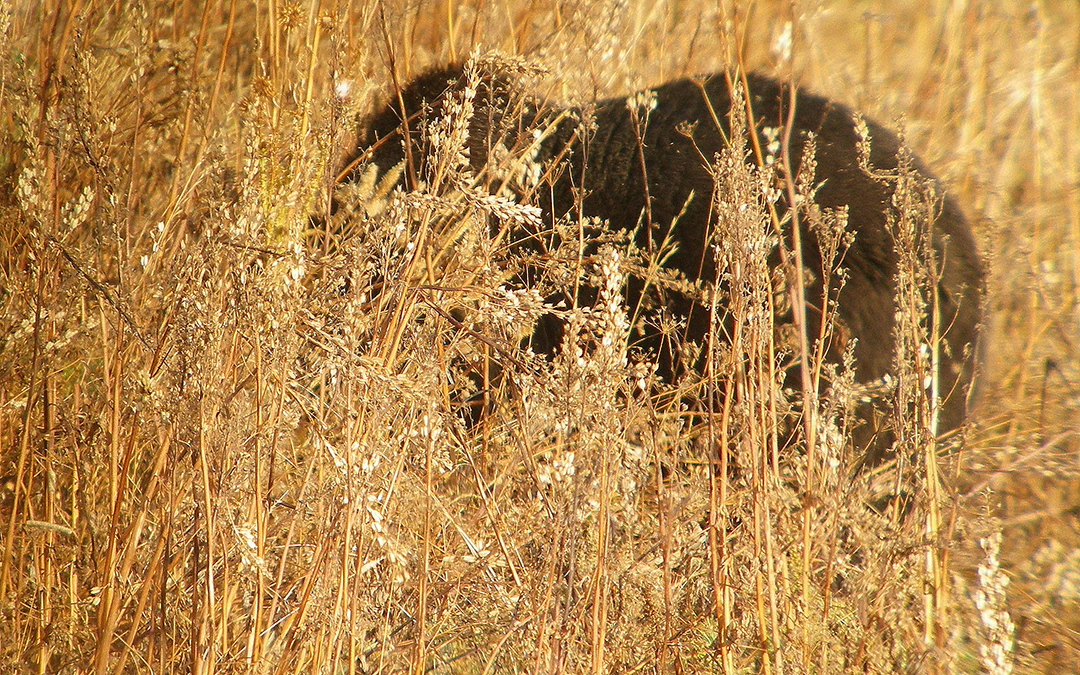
<box><xmin>1</xmin><ymin>1</ymin><xmax>1077</xmax><ymax>673</ymax></box>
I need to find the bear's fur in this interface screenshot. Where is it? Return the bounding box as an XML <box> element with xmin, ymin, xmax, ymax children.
<box><xmin>344</xmin><ymin>63</ymin><xmax>985</xmax><ymax>463</ymax></box>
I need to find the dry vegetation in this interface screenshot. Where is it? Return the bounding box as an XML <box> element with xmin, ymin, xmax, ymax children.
<box><xmin>1</xmin><ymin>0</ymin><xmax>1078</xmax><ymax>673</ymax></box>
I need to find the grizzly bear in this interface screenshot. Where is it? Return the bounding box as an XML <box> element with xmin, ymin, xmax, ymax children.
<box><xmin>343</xmin><ymin>62</ymin><xmax>984</xmax><ymax>464</ymax></box>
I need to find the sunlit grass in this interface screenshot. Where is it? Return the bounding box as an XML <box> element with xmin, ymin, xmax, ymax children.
<box><xmin>1</xmin><ymin>1</ymin><xmax>1077</xmax><ymax>673</ymax></box>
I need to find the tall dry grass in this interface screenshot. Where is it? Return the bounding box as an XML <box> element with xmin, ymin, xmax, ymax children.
<box><xmin>1</xmin><ymin>1</ymin><xmax>1077</xmax><ymax>674</ymax></box>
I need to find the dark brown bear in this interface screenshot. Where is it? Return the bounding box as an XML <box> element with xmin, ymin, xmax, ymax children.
<box><xmin>343</xmin><ymin>63</ymin><xmax>985</xmax><ymax>463</ymax></box>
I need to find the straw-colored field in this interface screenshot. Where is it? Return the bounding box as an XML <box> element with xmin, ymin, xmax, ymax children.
<box><xmin>2</xmin><ymin>1</ymin><xmax>1077</xmax><ymax>673</ymax></box>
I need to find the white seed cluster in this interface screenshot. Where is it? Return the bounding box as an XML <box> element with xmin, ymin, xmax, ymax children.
<box><xmin>974</xmin><ymin>532</ymin><xmax>1017</xmax><ymax>675</ymax></box>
